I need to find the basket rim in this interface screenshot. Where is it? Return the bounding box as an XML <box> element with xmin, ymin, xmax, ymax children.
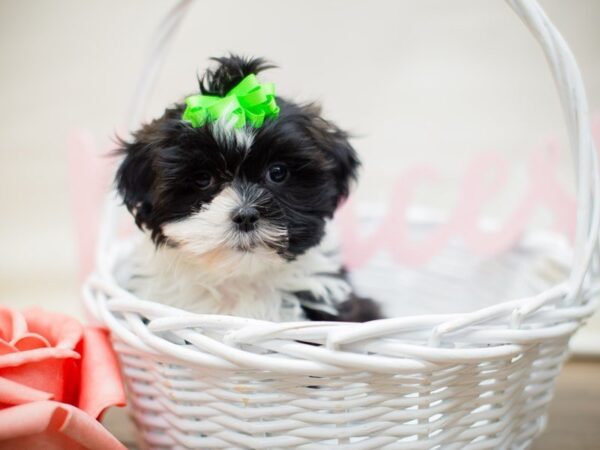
<box><xmin>84</xmin><ymin>222</ymin><xmax>599</xmax><ymax>374</ymax></box>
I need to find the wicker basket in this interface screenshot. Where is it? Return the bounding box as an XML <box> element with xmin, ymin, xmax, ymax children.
<box><xmin>84</xmin><ymin>0</ymin><xmax>600</xmax><ymax>448</ymax></box>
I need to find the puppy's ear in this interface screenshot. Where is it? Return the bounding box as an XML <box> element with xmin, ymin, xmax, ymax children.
<box><xmin>115</xmin><ymin>137</ymin><xmax>156</xmax><ymax>230</ymax></box>
<box><xmin>303</xmin><ymin>104</ymin><xmax>360</xmax><ymax>206</ymax></box>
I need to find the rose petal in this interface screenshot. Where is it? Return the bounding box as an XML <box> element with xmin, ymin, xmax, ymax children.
<box><xmin>0</xmin><ymin>401</ymin><xmax>126</xmax><ymax>450</ymax></box>
<box><xmin>0</xmin><ymin>341</ymin><xmax>16</xmax><ymax>356</ymax></box>
<box><xmin>0</xmin><ymin>309</ymin><xmax>27</xmax><ymax>343</ymax></box>
<box><xmin>0</xmin><ymin>376</ymin><xmax>53</xmax><ymax>406</ymax></box>
<box><xmin>13</xmin><ymin>333</ymin><xmax>51</xmax><ymax>351</ymax></box>
<box><xmin>0</xmin><ymin>348</ymin><xmax>79</xmax><ymax>369</ymax></box>
<box><xmin>23</xmin><ymin>308</ymin><xmax>83</xmax><ymax>350</ymax></box>
<box><xmin>77</xmin><ymin>328</ymin><xmax>125</xmax><ymax>419</ymax></box>
<box><xmin>0</xmin><ymin>312</ymin><xmax>11</xmax><ymax>343</ymax></box>
<box><xmin>0</xmin><ymin>354</ymin><xmax>79</xmax><ymax>404</ymax></box>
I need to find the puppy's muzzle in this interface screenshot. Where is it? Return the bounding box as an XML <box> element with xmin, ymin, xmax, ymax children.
<box><xmin>231</xmin><ymin>206</ymin><xmax>260</xmax><ymax>232</ymax></box>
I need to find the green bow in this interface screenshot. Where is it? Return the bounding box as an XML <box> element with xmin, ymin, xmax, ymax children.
<box><xmin>182</xmin><ymin>74</ymin><xmax>280</xmax><ymax>129</ymax></box>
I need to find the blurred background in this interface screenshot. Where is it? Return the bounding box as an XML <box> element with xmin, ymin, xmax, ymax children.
<box><xmin>1</xmin><ymin>1</ymin><xmax>599</xmax><ymax>447</ymax></box>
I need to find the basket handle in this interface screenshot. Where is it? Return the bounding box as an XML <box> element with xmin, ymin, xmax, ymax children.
<box><xmin>96</xmin><ymin>0</ymin><xmax>600</xmax><ymax>289</ymax></box>
<box><xmin>95</xmin><ymin>0</ymin><xmax>194</xmax><ymax>274</ymax></box>
<box><xmin>506</xmin><ymin>0</ymin><xmax>600</xmax><ymax>297</ymax></box>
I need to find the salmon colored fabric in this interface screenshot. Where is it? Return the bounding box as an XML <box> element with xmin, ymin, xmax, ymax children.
<box><xmin>0</xmin><ymin>307</ymin><xmax>126</xmax><ymax>449</ymax></box>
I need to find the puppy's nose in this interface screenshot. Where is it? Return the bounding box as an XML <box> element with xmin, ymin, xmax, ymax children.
<box><xmin>232</xmin><ymin>206</ymin><xmax>260</xmax><ymax>232</ymax></box>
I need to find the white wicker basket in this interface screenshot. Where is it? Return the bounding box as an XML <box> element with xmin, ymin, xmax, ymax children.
<box><xmin>84</xmin><ymin>1</ymin><xmax>600</xmax><ymax>448</ymax></box>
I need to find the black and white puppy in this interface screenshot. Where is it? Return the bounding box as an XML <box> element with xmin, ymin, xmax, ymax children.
<box><xmin>116</xmin><ymin>55</ymin><xmax>380</xmax><ymax>322</ymax></box>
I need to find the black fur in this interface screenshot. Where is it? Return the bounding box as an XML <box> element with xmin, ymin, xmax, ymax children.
<box><xmin>199</xmin><ymin>54</ymin><xmax>276</xmax><ymax>96</ymax></box>
<box><xmin>116</xmin><ymin>55</ymin><xmax>359</xmax><ymax>254</ymax></box>
<box><xmin>115</xmin><ymin>54</ymin><xmax>380</xmax><ymax>322</ymax></box>
<box><xmin>298</xmin><ymin>291</ymin><xmax>382</xmax><ymax>323</ymax></box>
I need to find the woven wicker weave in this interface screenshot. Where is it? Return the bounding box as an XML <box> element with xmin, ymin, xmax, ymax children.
<box><xmin>84</xmin><ymin>1</ymin><xmax>600</xmax><ymax>448</ymax></box>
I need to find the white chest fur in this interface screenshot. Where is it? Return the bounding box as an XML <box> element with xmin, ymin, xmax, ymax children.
<box><xmin>123</xmin><ymin>227</ymin><xmax>351</xmax><ymax>321</ymax></box>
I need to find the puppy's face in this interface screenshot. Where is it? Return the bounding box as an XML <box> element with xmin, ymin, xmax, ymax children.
<box><xmin>116</xmin><ymin>98</ymin><xmax>359</xmax><ymax>266</ymax></box>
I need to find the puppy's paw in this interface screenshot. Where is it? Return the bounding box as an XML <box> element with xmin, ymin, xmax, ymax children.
<box><xmin>335</xmin><ymin>294</ymin><xmax>382</xmax><ymax>322</ymax></box>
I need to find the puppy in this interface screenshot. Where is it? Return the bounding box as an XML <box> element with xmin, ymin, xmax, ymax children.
<box><xmin>115</xmin><ymin>55</ymin><xmax>380</xmax><ymax>322</ymax></box>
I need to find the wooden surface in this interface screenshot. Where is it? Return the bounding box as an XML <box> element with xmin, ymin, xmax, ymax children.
<box><xmin>533</xmin><ymin>358</ymin><xmax>600</xmax><ymax>450</ymax></box>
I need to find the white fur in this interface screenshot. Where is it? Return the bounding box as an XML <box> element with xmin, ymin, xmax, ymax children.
<box><xmin>123</xmin><ymin>187</ymin><xmax>350</xmax><ymax>321</ymax></box>
<box><xmin>210</xmin><ymin>111</ymin><xmax>254</xmax><ymax>151</ymax></box>
<box><xmin>164</xmin><ymin>187</ymin><xmax>287</xmax><ymax>256</ymax></box>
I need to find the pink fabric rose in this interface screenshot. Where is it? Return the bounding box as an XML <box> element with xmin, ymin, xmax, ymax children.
<box><xmin>0</xmin><ymin>307</ymin><xmax>126</xmax><ymax>449</ymax></box>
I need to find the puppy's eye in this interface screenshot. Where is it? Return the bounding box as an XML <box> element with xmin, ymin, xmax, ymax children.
<box><xmin>266</xmin><ymin>164</ymin><xmax>288</xmax><ymax>184</ymax></box>
<box><xmin>195</xmin><ymin>171</ymin><xmax>214</xmax><ymax>189</ymax></box>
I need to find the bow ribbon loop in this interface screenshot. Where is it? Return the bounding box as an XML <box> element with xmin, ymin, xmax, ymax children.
<box><xmin>182</xmin><ymin>74</ymin><xmax>280</xmax><ymax>129</ymax></box>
